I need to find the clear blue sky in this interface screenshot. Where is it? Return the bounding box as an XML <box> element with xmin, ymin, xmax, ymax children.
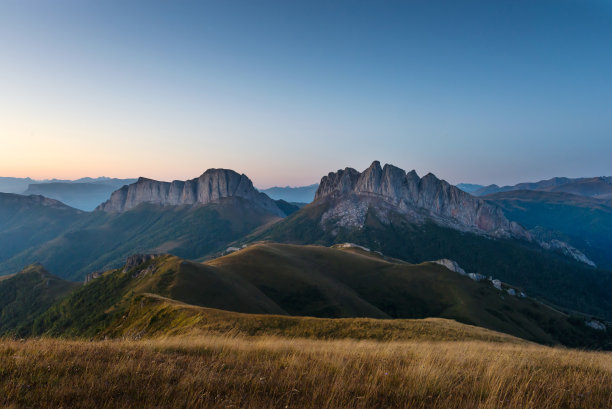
<box><xmin>1</xmin><ymin>0</ymin><xmax>610</xmax><ymax>187</ymax></box>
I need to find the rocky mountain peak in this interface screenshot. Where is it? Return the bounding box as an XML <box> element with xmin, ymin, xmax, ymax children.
<box><xmin>314</xmin><ymin>161</ymin><xmax>531</xmax><ymax>240</ymax></box>
<box><xmin>97</xmin><ymin>168</ymin><xmax>286</xmax><ymax>216</ymax></box>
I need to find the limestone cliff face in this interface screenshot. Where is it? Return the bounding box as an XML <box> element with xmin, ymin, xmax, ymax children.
<box><xmin>97</xmin><ymin>169</ymin><xmax>285</xmax><ymax>216</ymax></box>
<box><xmin>315</xmin><ymin>161</ymin><xmax>531</xmax><ymax>240</ymax></box>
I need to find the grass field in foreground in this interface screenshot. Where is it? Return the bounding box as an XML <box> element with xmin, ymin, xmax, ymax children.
<box><xmin>0</xmin><ymin>336</ymin><xmax>610</xmax><ymax>409</ymax></box>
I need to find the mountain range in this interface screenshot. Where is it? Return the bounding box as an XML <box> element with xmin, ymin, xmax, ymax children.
<box><xmin>0</xmin><ymin>169</ymin><xmax>296</xmax><ymax>280</ymax></box>
<box><xmin>0</xmin><ymin>161</ymin><xmax>610</xmax><ymax>343</ymax></box>
<box><xmin>462</xmin><ymin>176</ymin><xmax>612</xmax><ymax>199</ymax></box>
<box><xmin>246</xmin><ymin>162</ymin><xmax>611</xmax><ymax>320</ymax></box>
<box><xmin>0</xmin><ymin>177</ymin><xmax>137</xmax><ymax>211</ymax></box>
<box><xmin>259</xmin><ymin>183</ymin><xmax>318</xmax><ymax>204</ymax></box>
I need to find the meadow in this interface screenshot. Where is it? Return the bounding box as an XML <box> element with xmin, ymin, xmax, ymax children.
<box><xmin>0</xmin><ymin>335</ymin><xmax>610</xmax><ymax>409</ymax></box>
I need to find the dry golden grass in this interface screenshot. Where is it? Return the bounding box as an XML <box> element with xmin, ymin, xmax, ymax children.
<box><xmin>0</xmin><ymin>336</ymin><xmax>610</xmax><ymax>408</ymax></box>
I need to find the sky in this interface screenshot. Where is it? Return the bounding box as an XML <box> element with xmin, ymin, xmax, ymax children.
<box><xmin>0</xmin><ymin>0</ymin><xmax>611</xmax><ymax>188</ymax></box>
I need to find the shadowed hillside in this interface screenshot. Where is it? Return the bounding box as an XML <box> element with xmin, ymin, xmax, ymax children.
<box><xmin>249</xmin><ymin>199</ymin><xmax>612</xmax><ymax>321</ymax></box>
<box><xmin>0</xmin><ymin>264</ymin><xmax>78</xmax><ymax>335</ymax></box>
<box><xmin>24</xmin><ymin>244</ymin><xmax>611</xmax><ymax>348</ymax></box>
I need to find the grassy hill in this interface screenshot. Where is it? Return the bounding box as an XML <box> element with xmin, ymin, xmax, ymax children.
<box><xmin>248</xmin><ymin>200</ymin><xmax>612</xmax><ymax>321</ymax></box>
<box><xmin>485</xmin><ymin>190</ymin><xmax>612</xmax><ymax>269</ymax></box>
<box><xmin>25</xmin><ymin>244</ymin><xmax>611</xmax><ymax>348</ymax></box>
<box><xmin>91</xmin><ymin>294</ymin><xmax>525</xmax><ymax>343</ymax></box>
<box><xmin>0</xmin><ymin>264</ymin><xmax>79</xmax><ymax>335</ymax></box>
<box><xmin>0</xmin><ymin>197</ymin><xmax>283</xmax><ymax>281</ymax></box>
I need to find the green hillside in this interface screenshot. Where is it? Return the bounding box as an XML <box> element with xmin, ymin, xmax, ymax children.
<box><xmin>0</xmin><ymin>197</ymin><xmax>283</xmax><ymax>281</ymax></box>
<box><xmin>0</xmin><ymin>193</ymin><xmax>85</xmax><ymax>262</ymax></box>
<box><xmin>98</xmin><ymin>293</ymin><xmax>524</xmax><ymax>343</ymax></box>
<box><xmin>249</xmin><ymin>200</ymin><xmax>612</xmax><ymax>320</ymax></box>
<box><xmin>26</xmin><ymin>244</ymin><xmax>611</xmax><ymax>348</ymax></box>
<box><xmin>484</xmin><ymin>190</ymin><xmax>612</xmax><ymax>269</ymax></box>
<box><xmin>0</xmin><ymin>264</ymin><xmax>79</xmax><ymax>335</ymax></box>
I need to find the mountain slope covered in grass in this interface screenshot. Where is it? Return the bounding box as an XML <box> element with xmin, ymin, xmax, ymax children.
<box><xmin>26</xmin><ymin>244</ymin><xmax>611</xmax><ymax>348</ymax></box>
<box><xmin>0</xmin><ymin>264</ymin><xmax>78</xmax><ymax>335</ymax></box>
<box><xmin>94</xmin><ymin>293</ymin><xmax>524</xmax><ymax>343</ymax></box>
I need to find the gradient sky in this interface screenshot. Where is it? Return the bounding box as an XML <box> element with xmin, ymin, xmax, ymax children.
<box><xmin>1</xmin><ymin>0</ymin><xmax>611</xmax><ymax>188</ymax></box>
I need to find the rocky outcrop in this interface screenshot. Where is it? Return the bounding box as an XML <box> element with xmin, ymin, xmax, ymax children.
<box><xmin>433</xmin><ymin>259</ymin><xmax>467</xmax><ymax>275</ymax></box>
<box><xmin>315</xmin><ymin>161</ymin><xmax>531</xmax><ymax>239</ymax></box>
<box><xmin>585</xmin><ymin>319</ymin><xmax>607</xmax><ymax>331</ymax></box>
<box><xmin>123</xmin><ymin>254</ymin><xmax>161</xmax><ymax>272</ymax></box>
<box><xmin>84</xmin><ymin>271</ymin><xmax>102</xmax><ymax>284</ymax></box>
<box><xmin>97</xmin><ymin>169</ymin><xmax>285</xmax><ymax>216</ymax></box>
<box><xmin>539</xmin><ymin>239</ymin><xmax>597</xmax><ymax>267</ymax></box>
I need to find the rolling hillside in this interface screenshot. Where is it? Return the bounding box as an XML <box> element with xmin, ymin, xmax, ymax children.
<box><xmin>26</xmin><ymin>244</ymin><xmax>611</xmax><ymax>348</ymax></box>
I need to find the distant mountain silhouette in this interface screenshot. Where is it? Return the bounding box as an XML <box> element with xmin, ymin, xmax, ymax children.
<box><xmin>259</xmin><ymin>184</ymin><xmax>318</xmax><ymax>204</ymax></box>
<box><xmin>470</xmin><ymin>176</ymin><xmax>612</xmax><ymax>199</ymax></box>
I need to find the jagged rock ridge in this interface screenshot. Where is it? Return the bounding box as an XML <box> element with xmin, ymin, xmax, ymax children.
<box><xmin>97</xmin><ymin>169</ymin><xmax>285</xmax><ymax>216</ymax></box>
<box><xmin>315</xmin><ymin>161</ymin><xmax>530</xmax><ymax>239</ymax></box>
